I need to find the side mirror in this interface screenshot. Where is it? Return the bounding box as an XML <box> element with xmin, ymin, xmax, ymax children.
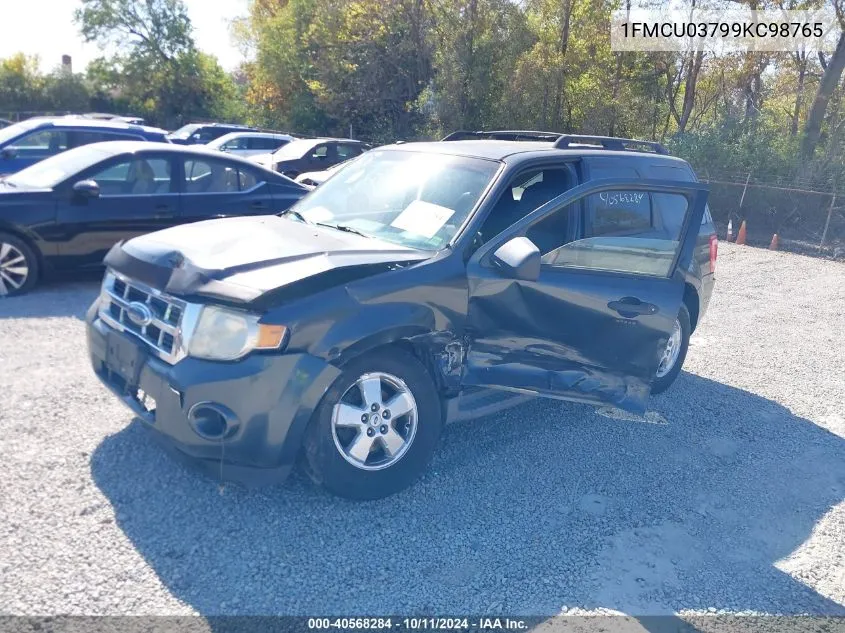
<box><xmin>491</xmin><ymin>237</ymin><xmax>541</xmax><ymax>282</ymax></box>
<box><xmin>72</xmin><ymin>179</ymin><xmax>100</xmax><ymax>199</ymax></box>
<box><xmin>1</xmin><ymin>148</ymin><xmax>17</xmax><ymax>160</ymax></box>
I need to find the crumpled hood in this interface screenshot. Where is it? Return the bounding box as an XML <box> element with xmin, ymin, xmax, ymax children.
<box><xmin>105</xmin><ymin>215</ymin><xmax>428</xmax><ymax>306</ymax></box>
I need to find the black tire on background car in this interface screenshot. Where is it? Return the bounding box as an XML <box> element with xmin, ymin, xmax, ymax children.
<box><xmin>282</xmin><ymin>170</ymin><xmax>299</xmax><ymax>179</ymax></box>
<box><xmin>0</xmin><ymin>232</ymin><xmax>39</xmax><ymax>297</ymax></box>
<box><xmin>303</xmin><ymin>348</ymin><xmax>442</xmax><ymax>500</ymax></box>
<box><xmin>651</xmin><ymin>303</ymin><xmax>691</xmax><ymax>394</ymax></box>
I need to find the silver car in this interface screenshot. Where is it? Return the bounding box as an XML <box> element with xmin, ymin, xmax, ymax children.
<box><xmin>207</xmin><ymin>132</ymin><xmax>294</xmax><ymax>158</ymax></box>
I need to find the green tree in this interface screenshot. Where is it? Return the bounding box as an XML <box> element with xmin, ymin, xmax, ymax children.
<box><xmin>426</xmin><ymin>0</ymin><xmax>533</xmax><ymax>133</ymax></box>
<box><xmin>75</xmin><ymin>0</ymin><xmax>243</xmax><ymax>128</ymax></box>
<box><xmin>43</xmin><ymin>71</ymin><xmax>92</xmax><ymax>113</ymax></box>
<box><xmin>0</xmin><ymin>54</ymin><xmax>46</xmax><ymax>114</ymax></box>
<box><xmin>75</xmin><ymin>0</ymin><xmax>193</xmax><ymax>62</ymax></box>
<box><xmin>244</xmin><ymin>0</ymin><xmax>435</xmax><ymax>141</ymax></box>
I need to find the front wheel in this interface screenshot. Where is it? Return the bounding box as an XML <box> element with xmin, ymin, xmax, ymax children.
<box><xmin>0</xmin><ymin>233</ymin><xmax>39</xmax><ymax>297</ymax></box>
<box><xmin>303</xmin><ymin>348</ymin><xmax>442</xmax><ymax>500</ymax></box>
<box><xmin>651</xmin><ymin>303</ymin><xmax>691</xmax><ymax>394</ymax></box>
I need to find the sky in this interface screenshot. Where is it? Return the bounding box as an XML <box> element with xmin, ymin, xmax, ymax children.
<box><xmin>0</xmin><ymin>0</ymin><xmax>251</xmax><ymax>73</ymax></box>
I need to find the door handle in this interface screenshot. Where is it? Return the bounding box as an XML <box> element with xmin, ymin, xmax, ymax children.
<box><xmin>250</xmin><ymin>201</ymin><xmax>268</xmax><ymax>210</ymax></box>
<box><xmin>608</xmin><ymin>297</ymin><xmax>658</xmax><ymax>317</ymax></box>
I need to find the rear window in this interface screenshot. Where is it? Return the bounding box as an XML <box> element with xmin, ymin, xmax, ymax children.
<box><xmin>584</xmin><ymin>158</ymin><xmax>707</xmax><ymax>237</ymax></box>
<box><xmin>645</xmin><ymin>162</ymin><xmax>711</xmax><ymax>227</ymax></box>
<box><xmin>586</xmin><ymin>162</ymin><xmax>649</xmax><ymax>236</ymax></box>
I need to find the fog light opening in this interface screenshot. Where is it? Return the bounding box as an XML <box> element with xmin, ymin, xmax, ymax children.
<box><xmin>188</xmin><ymin>403</ymin><xmax>238</xmax><ymax>440</ymax></box>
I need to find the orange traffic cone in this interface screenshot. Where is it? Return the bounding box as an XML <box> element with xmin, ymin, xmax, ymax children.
<box><xmin>736</xmin><ymin>220</ymin><xmax>747</xmax><ymax>245</ymax></box>
<box><xmin>769</xmin><ymin>233</ymin><xmax>779</xmax><ymax>250</ymax></box>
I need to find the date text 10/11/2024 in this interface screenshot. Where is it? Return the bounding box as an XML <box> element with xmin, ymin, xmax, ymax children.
<box><xmin>307</xmin><ymin>617</ymin><xmax>529</xmax><ymax>630</ymax></box>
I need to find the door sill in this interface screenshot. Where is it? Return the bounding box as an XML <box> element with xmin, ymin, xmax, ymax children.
<box><xmin>445</xmin><ymin>388</ymin><xmax>533</xmax><ymax>424</ymax></box>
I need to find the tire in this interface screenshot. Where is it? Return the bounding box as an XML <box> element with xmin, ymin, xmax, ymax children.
<box><xmin>303</xmin><ymin>348</ymin><xmax>442</xmax><ymax>500</ymax></box>
<box><xmin>651</xmin><ymin>303</ymin><xmax>691</xmax><ymax>394</ymax></box>
<box><xmin>0</xmin><ymin>232</ymin><xmax>39</xmax><ymax>297</ymax></box>
<box><xmin>282</xmin><ymin>170</ymin><xmax>299</xmax><ymax>179</ymax></box>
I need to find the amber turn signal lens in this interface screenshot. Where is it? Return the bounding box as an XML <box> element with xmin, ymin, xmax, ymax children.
<box><xmin>256</xmin><ymin>324</ymin><xmax>288</xmax><ymax>349</ymax></box>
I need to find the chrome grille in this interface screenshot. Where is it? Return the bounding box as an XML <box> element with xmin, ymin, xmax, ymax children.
<box><xmin>98</xmin><ymin>271</ymin><xmax>197</xmax><ymax>364</ymax></box>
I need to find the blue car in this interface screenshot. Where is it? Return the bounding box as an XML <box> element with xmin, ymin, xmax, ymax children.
<box><xmin>0</xmin><ymin>117</ymin><xmax>169</xmax><ymax>176</ymax></box>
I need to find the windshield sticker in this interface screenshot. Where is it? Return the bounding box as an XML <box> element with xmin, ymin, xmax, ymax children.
<box><xmin>390</xmin><ymin>200</ymin><xmax>455</xmax><ymax>238</ymax></box>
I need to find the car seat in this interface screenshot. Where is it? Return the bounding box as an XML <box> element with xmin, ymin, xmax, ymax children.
<box><xmin>480</xmin><ymin>191</ymin><xmax>523</xmax><ymax>242</ymax></box>
<box><xmin>128</xmin><ymin>160</ymin><xmax>157</xmax><ymax>194</ymax></box>
<box><xmin>520</xmin><ymin>179</ymin><xmax>571</xmax><ymax>254</ymax></box>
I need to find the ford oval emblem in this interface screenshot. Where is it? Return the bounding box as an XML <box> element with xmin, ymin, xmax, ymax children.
<box><xmin>126</xmin><ymin>301</ymin><xmax>154</xmax><ymax>327</ymax></box>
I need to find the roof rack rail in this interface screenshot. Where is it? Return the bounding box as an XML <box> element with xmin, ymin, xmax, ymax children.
<box><xmin>441</xmin><ymin>130</ymin><xmax>564</xmax><ymax>142</ymax></box>
<box><xmin>553</xmin><ymin>134</ymin><xmax>668</xmax><ymax>154</ymax></box>
<box><xmin>441</xmin><ymin>130</ymin><xmax>669</xmax><ymax>154</ymax></box>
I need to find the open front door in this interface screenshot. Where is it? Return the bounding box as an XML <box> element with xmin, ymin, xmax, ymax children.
<box><xmin>463</xmin><ymin>178</ymin><xmax>709</xmax><ymax>414</ymax></box>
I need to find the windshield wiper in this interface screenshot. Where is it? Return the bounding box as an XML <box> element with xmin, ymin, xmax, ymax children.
<box><xmin>280</xmin><ymin>209</ymin><xmax>309</xmax><ymax>223</ymax></box>
<box><xmin>315</xmin><ymin>222</ymin><xmax>371</xmax><ymax>238</ymax></box>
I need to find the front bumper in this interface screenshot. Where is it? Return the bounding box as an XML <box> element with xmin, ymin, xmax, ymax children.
<box><xmin>86</xmin><ymin>301</ymin><xmax>341</xmax><ymax>486</ymax></box>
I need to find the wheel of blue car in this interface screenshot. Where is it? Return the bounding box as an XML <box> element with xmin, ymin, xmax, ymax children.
<box><xmin>303</xmin><ymin>348</ymin><xmax>442</xmax><ymax>500</ymax></box>
<box><xmin>651</xmin><ymin>303</ymin><xmax>691</xmax><ymax>394</ymax></box>
<box><xmin>0</xmin><ymin>232</ymin><xmax>39</xmax><ymax>297</ymax></box>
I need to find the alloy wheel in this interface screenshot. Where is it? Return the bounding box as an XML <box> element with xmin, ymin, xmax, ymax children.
<box><xmin>331</xmin><ymin>371</ymin><xmax>418</xmax><ymax>471</ymax></box>
<box><xmin>656</xmin><ymin>318</ymin><xmax>683</xmax><ymax>378</ymax></box>
<box><xmin>0</xmin><ymin>242</ymin><xmax>28</xmax><ymax>296</ymax></box>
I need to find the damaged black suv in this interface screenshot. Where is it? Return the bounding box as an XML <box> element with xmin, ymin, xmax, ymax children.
<box><xmin>87</xmin><ymin>132</ymin><xmax>717</xmax><ymax>500</ymax></box>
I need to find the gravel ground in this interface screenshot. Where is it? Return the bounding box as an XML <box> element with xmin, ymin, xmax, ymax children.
<box><xmin>0</xmin><ymin>243</ymin><xmax>843</xmax><ymax>619</ymax></box>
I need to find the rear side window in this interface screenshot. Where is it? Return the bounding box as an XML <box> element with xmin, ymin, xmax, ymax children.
<box><xmin>584</xmin><ymin>159</ymin><xmax>701</xmax><ymax>238</ymax></box>
<box><xmin>184</xmin><ymin>157</ymin><xmax>261</xmax><ymax>192</ymax></box>
<box><xmin>644</xmin><ymin>162</ymin><xmax>710</xmax><ymax>227</ymax></box>
<box><xmin>238</xmin><ymin>168</ymin><xmax>262</xmax><ymax>190</ymax></box>
<box><xmin>192</xmin><ymin>128</ymin><xmax>227</xmax><ymax>143</ymax></box>
<box><xmin>8</xmin><ymin>129</ymin><xmax>69</xmax><ymax>155</ymax></box>
<box><xmin>70</xmin><ymin>131</ymin><xmax>143</xmax><ymax>146</ymax></box>
<box><xmin>336</xmin><ymin>144</ymin><xmax>362</xmax><ymax>159</ymax></box>
<box><xmin>183</xmin><ymin>158</ymin><xmax>239</xmax><ymax>192</ymax></box>
<box><xmin>221</xmin><ymin>137</ymin><xmax>249</xmax><ymax>151</ymax></box>
<box><xmin>586</xmin><ymin>163</ymin><xmax>649</xmax><ymax>237</ymax></box>
<box><xmin>251</xmin><ymin>137</ymin><xmax>286</xmax><ymax>151</ymax></box>
<box><xmin>589</xmin><ymin>191</ymin><xmax>652</xmax><ymax>237</ymax></box>
<box><xmin>540</xmin><ymin>190</ymin><xmax>691</xmax><ymax>278</ymax></box>
<box><xmin>89</xmin><ymin>157</ymin><xmax>172</xmax><ymax>196</ymax></box>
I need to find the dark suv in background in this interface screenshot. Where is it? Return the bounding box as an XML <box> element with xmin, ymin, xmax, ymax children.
<box><xmin>252</xmin><ymin>137</ymin><xmax>370</xmax><ymax>178</ymax></box>
<box><xmin>87</xmin><ymin>131</ymin><xmax>717</xmax><ymax>500</ymax></box>
<box><xmin>0</xmin><ymin>117</ymin><xmax>169</xmax><ymax>175</ymax></box>
<box><xmin>166</xmin><ymin>123</ymin><xmax>258</xmax><ymax>145</ymax></box>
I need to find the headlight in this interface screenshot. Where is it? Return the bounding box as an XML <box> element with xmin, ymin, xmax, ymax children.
<box><xmin>188</xmin><ymin>305</ymin><xmax>288</xmax><ymax>361</ymax></box>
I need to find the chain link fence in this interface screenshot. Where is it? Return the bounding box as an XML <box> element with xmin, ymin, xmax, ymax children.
<box><xmin>698</xmin><ymin>169</ymin><xmax>845</xmax><ymax>257</ymax></box>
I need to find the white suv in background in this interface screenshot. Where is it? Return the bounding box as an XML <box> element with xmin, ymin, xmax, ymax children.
<box><xmin>207</xmin><ymin>132</ymin><xmax>294</xmax><ymax>158</ymax></box>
